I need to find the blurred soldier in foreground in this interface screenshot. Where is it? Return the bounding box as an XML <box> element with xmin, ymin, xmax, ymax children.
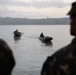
<box><xmin>0</xmin><ymin>39</ymin><xmax>15</xmax><ymax>75</ymax></box>
<box><xmin>41</xmin><ymin>2</ymin><xmax>76</xmax><ymax>75</ymax></box>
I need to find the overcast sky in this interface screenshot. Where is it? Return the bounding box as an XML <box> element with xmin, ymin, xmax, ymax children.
<box><xmin>0</xmin><ymin>0</ymin><xmax>76</xmax><ymax>18</ymax></box>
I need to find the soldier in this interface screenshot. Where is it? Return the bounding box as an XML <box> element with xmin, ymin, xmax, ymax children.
<box><xmin>0</xmin><ymin>39</ymin><xmax>15</xmax><ymax>75</ymax></box>
<box><xmin>41</xmin><ymin>2</ymin><xmax>76</xmax><ymax>75</ymax></box>
<box><xmin>14</xmin><ymin>29</ymin><xmax>18</xmax><ymax>34</ymax></box>
<box><xmin>40</xmin><ymin>32</ymin><xmax>44</xmax><ymax>37</ymax></box>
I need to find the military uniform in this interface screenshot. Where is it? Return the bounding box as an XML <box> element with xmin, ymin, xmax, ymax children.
<box><xmin>41</xmin><ymin>37</ymin><xmax>76</xmax><ymax>75</ymax></box>
<box><xmin>41</xmin><ymin>1</ymin><xmax>76</xmax><ymax>75</ymax></box>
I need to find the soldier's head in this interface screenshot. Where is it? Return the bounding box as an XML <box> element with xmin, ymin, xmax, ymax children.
<box><xmin>0</xmin><ymin>39</ymin><xmax>15</xmax><ymax>75</ymax></box>
<box><xmin>67</xmin><ymin>2</ymin><xmax>76</xmax><ymax>36</ymax></box>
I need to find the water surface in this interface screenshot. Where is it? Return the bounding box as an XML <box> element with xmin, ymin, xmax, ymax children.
<box><xmin>0</xmin><ymin>25</ymin><xmax>73</xmax><ymax>75</ymax></box>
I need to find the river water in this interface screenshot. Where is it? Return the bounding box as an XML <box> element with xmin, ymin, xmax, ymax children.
<box><xmin>0</xmin><ymin>25</ymin><xmax>73</xmax><ymax>75</ymax></box>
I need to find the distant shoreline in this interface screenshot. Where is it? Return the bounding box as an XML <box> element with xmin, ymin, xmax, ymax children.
<box><xmin>0</xmin><ymin>17</ymin><xmax>69</xmax><ymax>25</ymax></box>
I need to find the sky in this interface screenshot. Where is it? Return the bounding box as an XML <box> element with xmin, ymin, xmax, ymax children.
<box><xmin>0</xmin><ymin>0</ymin><xmax>76</xmax><ymax>19</ymax></box>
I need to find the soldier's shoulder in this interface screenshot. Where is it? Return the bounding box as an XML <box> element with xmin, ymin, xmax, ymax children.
<box><xmin>48</xmin><ymin>43</ymin><xmax>76</xmax><ymax>59</ymax></box>
<box><xmin>55</xmin><ymin>42</ymin><xmax>76</xmax><ymax>55</ymax></box>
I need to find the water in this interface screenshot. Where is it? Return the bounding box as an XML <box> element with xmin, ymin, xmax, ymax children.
<box><xmin>0</xmin><ymin>25</ymin><xmax>73</xmax><ymax>75</ymax></box>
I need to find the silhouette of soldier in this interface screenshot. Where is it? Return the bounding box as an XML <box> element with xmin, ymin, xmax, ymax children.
<box><xmin>0</xmin><ymin>39</ymin><xmax>15</xmax><ymax>75</ymax></box>
<box><xmin>41</xmin><ymin>2</ymin><xmax>76</xmax><ymax>75</ymax></box>
<box><xmin>40</xmin><ymin>32</ymin><xmax>44</xmax><ymax>37</ymax></box>
<box><xmin>14</xmin><ymin>29</ymin><xmax>18</xmax><ymax>34</ymax></box>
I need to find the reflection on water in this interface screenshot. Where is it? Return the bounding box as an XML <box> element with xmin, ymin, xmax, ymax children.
<box><xmin>39</xmin><ymin>39</ymin><xmax>53</xmax><ymax>47</ymax></box>
<box><xmin>14</xmin><ymin>36</ymin><xmax>21</xmax><ymax>41</ymax></box>
<box><xmin>44</xmin><ymin>41</ymin><xmax>53</xmax><ymax>46</ymax></box>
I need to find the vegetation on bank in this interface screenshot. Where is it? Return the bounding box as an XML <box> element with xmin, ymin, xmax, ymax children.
<box><xmin>0</xmin><ymin>17</ymin><xmax>69</xmax><ymax>25</ymax></box>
